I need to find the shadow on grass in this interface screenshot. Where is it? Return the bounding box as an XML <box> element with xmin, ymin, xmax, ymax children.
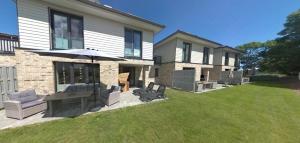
<box><xmin>250</xmin><ymin>76</ymin><xmax>300</xmax><ymax>91</ymax></box>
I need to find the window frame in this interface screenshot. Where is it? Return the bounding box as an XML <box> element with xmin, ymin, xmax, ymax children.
<box><xmin>234</xmin><ymin>54</ymin><xmax>240</xmax><ymax>67</ymax></box>
<box><xmin>124</xmin><ymin>28</ymin><xmax>143</xmax><ymax>59</ymax></box>
<box><xmin>54</xmin><ymin>62</ymin><xmax>100</xmax><ymax>92</ymax></box>
<box><xmin>155</xmin><ymin>68</ymin><xmax>159</xmax><ymax>77</ymax></box>
<box><xmin>182</xmin><ymin>42</ymin><xmax>192</xmax><ymax>63</ymax></box>
<box><xmin>50</xmin><ymin>9</ymin><xmax>84</xmax><ymax>50</ymax></box>
<box><xmin>224</xmin><ymin>52</ymin><xmax>229</xmax><ymax>66</ymax></box>
<box><xmin>202</xmin><ymin>47</ymin><xmax>210</xmax><ymax>65</ymax></box>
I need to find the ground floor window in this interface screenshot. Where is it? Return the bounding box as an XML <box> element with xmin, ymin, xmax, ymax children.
<box><xmin>54</xmin><ymin>62</ymin><xmax>100</xmax><ymax>92</ymax></box>
<box><xmin>183</xmin><ymin>67</ymin><xmax>195</xmax><ymax>70</ymax></box>
<box><xmin>155</xmin><ymin>68</ymin><xmax>159</xmax><ymax>77</ymax></box>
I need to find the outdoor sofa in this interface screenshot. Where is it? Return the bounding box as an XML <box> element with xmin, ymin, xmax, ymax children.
<box><xmin>100</xmin><ymin>85</ymin><xmax>121</xmax><ymax>106</ymax></box>
<box><xmin>4</xmin><ymin>89</ymin><xmax>47</xmax><ymax>120</ymax></box>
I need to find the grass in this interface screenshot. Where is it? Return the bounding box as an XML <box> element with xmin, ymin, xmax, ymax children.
<box><xmin>1</xmin><ymin>82</ymin><xmax>300</xmax><ymax>143</ymax></box>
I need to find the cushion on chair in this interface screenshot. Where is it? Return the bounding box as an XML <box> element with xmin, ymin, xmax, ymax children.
<box><xmin>8</xmin><ymin>89</ymin><xmax>39</xmax><ymax>103</ymax></box>
<box><xmin>21</xmin><ymin>100</ymin><xmax>46</xmax><ymax>109</ymax></box>
<box><xmin>18</xmin><ymin>90</ymin><xmax>39</xmax><ymax>104</ymax></box>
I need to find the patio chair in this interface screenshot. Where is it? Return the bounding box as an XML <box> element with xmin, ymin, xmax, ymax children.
<box><xmin>140</xmin><ymin>85</ymin><xmax>166</xmax><ymax>102</ymax></box>
<box><xmin>118</xmin><ymin>73</ymin><xmax>130</xmax><ymax>92</ymax></box>
<box><xmin>133</xmin><ymin>82</ymin><xmax>154</xmax><ymax>96</ymax></box>
<box><xmin>4</xmin><ymin>89</ymin><xmax>47</xmax><ymax>120</ymax></box>
<box><xmin>100</xmin><ymin>85</ymin><xmax>121</xmax><ymax>106</ymax></box>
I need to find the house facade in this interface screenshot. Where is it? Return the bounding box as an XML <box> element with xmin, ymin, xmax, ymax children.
<box><xmin>153</xmin><ymin>30</ymin><xmax>221</xmax><ymax>86</ymax></box>
<box><xmin>1</xmin><ymin>0</ymin><xmax>164</xmax><ymax>95</ymax></box>
<box><xmin>210</xmin><ymin>47</ymin><xmax>243</xmax><ymax>80</ymax></box>
<box><xmin>154</xmin><ymin>30</ymin><xmax>242</xmax><ymax>86</ymax></box>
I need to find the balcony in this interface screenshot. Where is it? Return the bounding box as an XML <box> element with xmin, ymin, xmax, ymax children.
<box><xmin>0</xmin><ymin>38</ymin><xmax>19</xmax><ymax>54</ymax></box>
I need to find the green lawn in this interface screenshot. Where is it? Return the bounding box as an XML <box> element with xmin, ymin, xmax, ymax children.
<box><xmin>1</xmin><ymin>82</ymin><xmax>300</xmax><ymax>143</ymax></box>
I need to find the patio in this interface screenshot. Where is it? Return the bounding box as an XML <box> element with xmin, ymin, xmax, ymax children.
<box><xmin>0</xmin><ymin>87</ymin><xmax>164</xmax><ymax>130</ymax></box>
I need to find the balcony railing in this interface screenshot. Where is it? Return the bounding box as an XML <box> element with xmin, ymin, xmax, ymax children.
<box><xmin>0</xmin><ymin>39</ymin><xmax>19</xmax><ymax>54</ymax></box>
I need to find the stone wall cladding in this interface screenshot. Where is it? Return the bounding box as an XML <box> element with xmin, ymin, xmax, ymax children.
<box><xmin>0</xmin><ymin>54</ymin><xmax>16</xmax><ymax>67</ymax></box>
<box><xmin>2</xmin><ymin>48</ymin><xmax>119</xmax><ymax>95</ymax></box>
<box><xmin>1</xmin><ymin>48</ymin><xmax>156</xmax><ymax>95</ymax></box>
<box><xmin>155</xmin><ymin>63</ymin><xmax>175</xmax><ymax>86</ymax></box>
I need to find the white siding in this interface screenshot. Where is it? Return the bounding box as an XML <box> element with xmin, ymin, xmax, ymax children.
<box><xmin>175</xmin><ymin>39</ymin><xmax>182</xmax><ymax>62</ymax></box>
<box><xmin>175</xmin><ymin>38</ymin><xmax>214</xmax><ymax>64</ymax></box>
<box><xmin>142</xmin><ymin>31</ymin><xmax>154</xmax><ymax>60</ymax></box>
<box><xmin>213</xmin><ymin>48</ymin><xmax>223</xmax><ymax>65</ymax></box>
<box><xmin>18</xmin><ymin>0</ymin><xmax>50</xmax><ymax>49</ymax></box>
<box><xmin>154</xmin><ymin>39</ymin><xmax>176</xmax><ymax>63</ymax></box>
<box><xmin>17</xmin><ymin>0</ymin><xmax>154</xmax><ymax>59</ymax></box>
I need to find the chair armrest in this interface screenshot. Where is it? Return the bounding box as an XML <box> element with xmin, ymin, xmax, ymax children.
<box><xmin>4</xmin><ymin>100</ymin><xmax>22</xmax><ymax>111</ymax></box>
<box><xmin>109</xmin><ymin>91</ymin><xmax>120</xmax><ymax>97</ymax></box>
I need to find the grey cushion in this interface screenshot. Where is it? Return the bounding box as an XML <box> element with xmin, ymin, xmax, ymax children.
<box><xmin>21</xmin><ymin>100</ymin><xmax>45</xmax><ymax>109</ymax></box>
<box><xmin>8</xmin><ymin>90</ymin><xmax>38</xmax><ymax>104</ymax></box>
<box><xmin>8</xmin><ymin>92</ymin><xmax>22</xmax><ymax>101</ymax></box>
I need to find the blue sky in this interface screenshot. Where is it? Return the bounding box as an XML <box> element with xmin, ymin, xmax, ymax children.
<box><xmin>0</xmin><ymin>0</ymin><xmax>299</xmax><ymax>47</ymax></box>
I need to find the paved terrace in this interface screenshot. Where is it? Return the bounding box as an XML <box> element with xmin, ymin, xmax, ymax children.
<box><xmin>0</xmin><ymin>88</ymin><xmax>165</xmax><ymax>130</ymax></box>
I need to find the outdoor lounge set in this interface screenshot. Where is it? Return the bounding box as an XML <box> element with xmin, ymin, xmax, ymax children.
<box><xmin>3</xmin><ymin>82</ymin><xmax>166</xmax><ymax>120</ymax></box>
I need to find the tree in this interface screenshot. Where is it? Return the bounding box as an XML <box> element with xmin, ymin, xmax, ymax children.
<box><xmin>236</xmin><ymin>42</ymin><xmax>266</xmax><ymax>75</ymax></box>
<box><xmin>237</xmin><ymin>9</ymin><xmax>300</xmax><ymax>75</ymax></box>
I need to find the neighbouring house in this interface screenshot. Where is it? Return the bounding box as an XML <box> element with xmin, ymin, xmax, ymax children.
<box><xmin>0</xmin><ymin>0</ymin><xmax>164</xmax><ymax>104</ymax></box>
<box><xmin>210</xmin><ymin>46</ymin><xmax>243</xmax><ymax>81</ymax></box>
<box><xmin>153</xmin><ymin>30</ymin><xmax>243</xmax><ymax>87</ymax></box>
<box><xmin>154</xmin><ymin>30</ymin><xmax>220</xmax><ymax>86</ymax></box>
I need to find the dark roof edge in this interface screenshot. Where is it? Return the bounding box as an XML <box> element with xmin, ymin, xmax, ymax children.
<box><xmin>217</xmin><ymin>46</ymin><xmax>244</xmax><ymax>53</ymax></box>
<box><xmin>155</xmin><ymin>30</ymin><xmax>223</xmax><ymax>47</ymax></box>
<box><xmin>78</xmin><ymin>0</ymin><xmax>165</xmax><ymax>29</ymax></box>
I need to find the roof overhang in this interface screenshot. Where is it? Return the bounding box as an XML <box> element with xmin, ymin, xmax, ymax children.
<box><xmin>155</xmin><ymin>30</ymin><xmax>223</xmax><ymax>48</ymax></box>
<box><xmin>218</xmin><ymin>46</ymin><xmax>244</xmax><ymax>54</ymax></box>
<box><xmin>41</xmin><ymin>0</ymin><xmax>165</xmax><ymax>33</ymax></box>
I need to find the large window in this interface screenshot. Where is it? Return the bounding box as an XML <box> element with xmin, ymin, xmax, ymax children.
<box><xmin>224</xmin><ymin>52</ymin><xmax>229</xmax><ymax>66</ymax></box>
<box><xmin>182</xmin><ymin>42</ymin><xmax>191</xmax><ymax>63</ymax></box>
<box><xmin>51</xmin><ymin>10</ymin><xmax>84</xmax><ymax>50</ymax></box>
<box><xmin>125</xmin><ymin>28</ymin><xmax>142</xmax><ymax>59</ymax></box>
<box><xmin>203</xmin><ymin>47</ymin><xmax>210</xmax><ymax>64</ymax></box>
<box><xmin>234</xmin><ymin>54</ymin><xmax>240</xmax><ymax>67</ymax></box>
<box><xmin>55</xmin><ymin>62</ymin><xmax>99</xmax><ymax>92</ymax></box>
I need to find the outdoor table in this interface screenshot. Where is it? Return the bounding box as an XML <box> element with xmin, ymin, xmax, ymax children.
<box><xmin>202</xmin><ymin>82</ymin><xmax>214</xmax><ymax>89</ymax></box>
<box><xmin>44</xmin><ymin>91</ymin><xmax>92</xmax><ymax>116</ymax></box>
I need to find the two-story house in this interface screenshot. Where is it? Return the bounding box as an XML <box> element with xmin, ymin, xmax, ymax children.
<box><xmin>210</xmin><ymin>46</ymin><xmax>243</xmax><ymax>80</ymax></box>
<box><xmin>154</xmin><ymin>30</ymin><xmax>243</xmax><ymax>86</ymax></box>
<box><xmin>4</xmin><ymin>0</ymin><xmax>164</xmax><ymax>95</ymax></box>
<box><xmin>153</xmin><ymin>30</ymin><xmax>221</xmax><ymax>86</ymax></box>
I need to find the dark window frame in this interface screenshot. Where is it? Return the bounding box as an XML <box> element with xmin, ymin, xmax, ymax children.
<box><xmin>203</xmin><ymin>47</ymin><xmax>210</xmax><ymax>65</ymax></box>
<box><xmin>234</xmin><ymin>54</ymin><xmax>240</xmax><ymax>67</ymax></box>
<box><xmin>183</xmin><ymin>67</ymin><xmax>195</xmax><ymax>70</ymax></box>
<box><xmin>50</xmin><ymin>9</ymin><xmax>84</xmax><ymax>50</ymax></box>
<box><xmin>53</xmin><ymin>61</ymin><xmax>100</xmax><ymax>92</ymax></box>
<box><xmin>155</xmin><ymin>68</ymin><xmax>159</xmax><ymax>77</ymax></box>
<box><xmin>124</xmin><ymin>28</ymin><xmax>143</xmax><ymax>59</ymax></box>
<box><xmin>182</xmin><ymin>42</ymin><xmax>192</xmax><ymax>63</ymax></box>
<box><xmin>224</xmin><ymin>52</ymin><xmax>229</xmax><ymax>66</ymax></box>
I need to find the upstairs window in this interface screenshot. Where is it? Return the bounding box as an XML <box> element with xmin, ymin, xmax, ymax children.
<box><xmin>182</xmin><ymin>42</ymin><xmax>191</xmax><ymax>63</ymax></box>
<box><xmin>125</xmin><ymin>28</ymin><xmax>142</xmax><ymax>59</ymax></box>
<box><xmin>50</xmin><ymin>10</ymin><xmax>83</xmax><ymax>50</ymax></box>
<box><xmin>234</xmin><ymin>54</ymin><xmax>240</xmax><ymax>67</ymax></box>
<box><xmin>225</xmin><ymin>52</ymin><xmax>229</xmax><ymax>66</ymax></box>
<box><xmin>203</xmin><ymin>47</ymin><xmax>210</xmax><ymax>64</ymax></box>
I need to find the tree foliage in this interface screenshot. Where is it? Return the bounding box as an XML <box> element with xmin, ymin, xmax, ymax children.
<box><xmin>237</xmin><ymin>9</ymin><xmax>300</xmax><ymax>75</ymax></box>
